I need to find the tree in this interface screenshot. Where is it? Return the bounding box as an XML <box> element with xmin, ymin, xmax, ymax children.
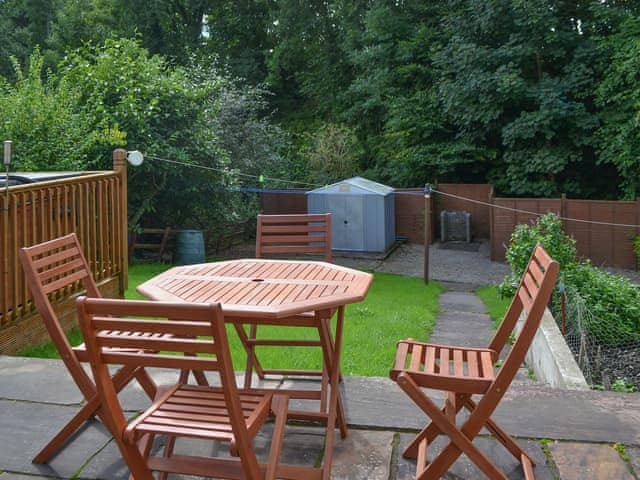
<box><xmin>0</xmin><ymin>49</ymin><xmax>121</xmax><ymax>171</ymax></box>
<box><xmin>431</xmin><ymin>0</ymin><xmax>604</xmax><ymax>197</ymax></box>
<box><xmin>596</xmin><ymin>14</ymin><xmax>640</xmax><ymax>198</ymax></box>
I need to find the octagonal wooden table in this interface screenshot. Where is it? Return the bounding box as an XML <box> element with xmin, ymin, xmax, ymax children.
<box><xmin>137</xmin><ymin>258</ymin><xmax>373</xmax><ymax>479</ymax></box>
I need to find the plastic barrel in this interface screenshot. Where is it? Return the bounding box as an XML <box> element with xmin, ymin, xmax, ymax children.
<box><xmin>174</xmin><ymin>230</ymin><xmax>205</xmax><ymax>265</ymax></box>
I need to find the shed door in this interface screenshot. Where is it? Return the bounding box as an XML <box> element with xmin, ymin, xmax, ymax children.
<box><xmin>328</xmin><ymin>195</ymin><xmax>364</xmax><ymax>251</ymax></box>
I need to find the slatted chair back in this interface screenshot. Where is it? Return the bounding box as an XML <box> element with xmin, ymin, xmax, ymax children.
<box><xmin>77</xmin><ymin>297</ymin><xmax>271</xmax><ymax>480</ymax></box>
<box><xmin>19</xmin><ymin>233</ymin><xmax>101</xmax><ymax>397</ymax></box>
<box><xmin>489</xmin><ymin>244</ymin><xmax>559</xmax><ymax>390</ymax></box>
<box><xmin>256</xmin><ymin>213</ymin><xmax>332</xmax><ymax>262</ymax></box>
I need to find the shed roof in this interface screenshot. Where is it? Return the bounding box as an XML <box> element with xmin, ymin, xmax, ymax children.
<box><xmin>307</xmin><ymin>176</ymin><xmax>394</xmax><ymax>196</ymax></box>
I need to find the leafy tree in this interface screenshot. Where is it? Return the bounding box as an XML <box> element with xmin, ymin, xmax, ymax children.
<box><xmin>596</xmin><ymin>14</ymin><xmax>640</xmax><ymax>199</ymax></box>
<box><xmin>431</xmin><ymin>0</ymin><xmax>604</xmax><ymax>197</ymax></box>
<box><xmin>110</xmin><ymin>0</ymin><xmax>213</xmax><ymax>60</ymax></box>
<box><xmin>305</xmin><ymin>123</ymin><xmax>362</xmax><ymax>185</ymax></box>
<box><xmin>204</xmin><ymin>0</ymin><xmax>274</xmax><ymax>85</ymax></box>
<box><xmin>0</xmin><ymin>50</ymin><xmax>121</xmax><ymax>171</ymax></box>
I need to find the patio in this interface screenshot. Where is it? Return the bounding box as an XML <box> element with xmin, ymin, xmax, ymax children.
<box><xmin>3</xmin><ymin>232</ymin><xmax>640</xmax><ymax>478</ymax></box>
<box><xmin>2</xmin><ymin>356</ymin><xmax>640</xmax><ymax>479</ymax></box>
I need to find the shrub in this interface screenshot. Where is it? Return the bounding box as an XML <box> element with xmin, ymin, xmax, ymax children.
<box><xmin>562</xmin><ymin>264</ymin><xmax>640</xmax><ymax>345</ymax></box>
<box><xmin>500</xmin><ymin>213</ymin><xmax>640</xmax><ymax>346</ymax></box>
<box><xmin>499</xmin><ymin>213</ymin><xmax>577</xmax><ymax>296</ymax></box>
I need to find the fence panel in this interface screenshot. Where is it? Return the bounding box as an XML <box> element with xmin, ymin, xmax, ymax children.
<box><xmin>259</xmin><ymin>189</ymin><xmax>308</xmax><ymax>214</ymax></box>
<box><xmin>436</xmin><ymin>184</ymin><xmax>493</xmax><ymax>239</ymax></box>
<box><xmin>490</xmin><ymin>198</ymin><xmax>561</xmax><ymax>262</ymax></box>
<box><xmin>0</xmin><ymin>169</ymin><xmax>126</xmax><ymax>347</ymax></box>
<box><xmin>565</xmin><ymin>199</ymin><xmax>637</xmax><ymax>268</ymax></box>
<box><xmin>394</xmin><ymin>188</ymin><xmax>425</xmax><ymax>243</ymax></box>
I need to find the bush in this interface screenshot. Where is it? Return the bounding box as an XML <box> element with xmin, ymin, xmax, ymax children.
<box><xmin>499</xmin><ymin>213</ymin><xmax>578</xmax><ymax>296</ymax></box>
<box><xmin>500</xmin><ymin>213</ymin><xmax>640</xmax><ymax>346</ymax></box>
<box><xmin>562</xmin><ymin>264</ymin><xmax>640</xmax><ymax>345</ymax></box>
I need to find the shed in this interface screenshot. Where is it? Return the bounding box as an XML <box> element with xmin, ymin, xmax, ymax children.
<box><xmin>307</xmin><ymin>177</ymin><xmax>395</xmax><ymax>253</ymax></box>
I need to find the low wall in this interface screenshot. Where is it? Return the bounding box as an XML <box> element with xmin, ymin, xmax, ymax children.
<box><xmin>517</xmin><ymin>307</ymin><xmax>589</xmax><ymax>390</ymax></box>
<box><xmin>0</xmin><ymin>278</ymin><xmax>120</xmax><ymax>354</ymax></box>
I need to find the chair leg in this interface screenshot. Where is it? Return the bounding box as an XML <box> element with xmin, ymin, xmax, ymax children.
<box><xmin>233</xmin><ymin>323</ymin><xmax>266</xmax><ymax>389</ymax></box>
<box><xmin>318</xmin><ymin>314</ymin><xmax>348</xmax><ymax>438</ymax></box>
<box><xmin>265</xmin><ymin>394</ymin><xmax>288</xmax><ymax>480</ymax></box>
<box><xmin>397</xmin><ymin>373</ymin><xmax>507</xmax><ymax>480</ymax></box>
<box><xmin>463</xmin><ymin>396</ymin><xmax>536</xmax><ymax>467</ymax></box>
<box><xmin>403</xmin><ymin>392</ymin><xmax>466</xmax><ymax>459</ymax></box>
<box><xmin>132</xmin><ymin>368</ymin><xmax>158</xmax><ymax>399</ymax></box>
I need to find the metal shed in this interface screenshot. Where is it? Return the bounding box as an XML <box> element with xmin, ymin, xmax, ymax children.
<box><xmin>307</xmin><ymin>177</ymin><xmax>395</xmax><ymax>253</ymax></box>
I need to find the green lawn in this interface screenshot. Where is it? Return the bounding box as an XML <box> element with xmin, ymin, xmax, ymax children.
<box><xmin>19</xmin><ymin>265</ymin><xmax>443</xmax><ymax>377</ymax></box>
<box><xmin>475</xmin><ymin>285</ymin><xmax>511</xmax><ymax>329</ymax></box>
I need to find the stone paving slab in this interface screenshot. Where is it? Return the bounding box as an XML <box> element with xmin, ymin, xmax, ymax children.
<box><xmin>438</xmin><ymin>291</ymin><xmax>489</xmax><ymax>313</ymax></box>
<box><xmin>0</xmin><ymin>399</ymin><xmax>111</xmax><ymax>478</ymax></box>
<box><xmin>549</xmin><ymin>442</ymin><xmax>635</xmax><ymax>480</ymax></box>
<box><xmin>627</xmin><ymin>446</ymin><xmax>640</xmax><ymax>478</ymax></box>
<box><xmin>396</xmin><ymin>434</ymin><xmax>555</xmax><ymax>480</ymax></box>
<box><xmin>342</xmin><ymin>376</ymin><xmax>640</xmax><ymax>445</ymax></box>
<box><xmin>429</xmin><ymin>311</ymin><xmax>494</xmax><ymax>347</ymax></box>
<box><xmin>331</xmin><ymin>430</ymin><xmax>394</xmax><ymax>480</ymax></box>
<box><xmin>0</xmin><ymin>475</ymin><xmax>55</xmax><ymax>479</ymax></box>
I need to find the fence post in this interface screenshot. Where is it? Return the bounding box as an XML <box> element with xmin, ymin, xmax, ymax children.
<box><xmin>489</xmin><ymin>186</ymin><xmax>495</xmax><ymax>261</ymax></box>
<box><xmin>113</xmin><ymin>149</ymin><xmax>128</xmax><ymax>293</ymax></box>
<box><xmin>424</xmin><ymin>184</ymin><xmax>431</xmax><ymax>284</ymax></box>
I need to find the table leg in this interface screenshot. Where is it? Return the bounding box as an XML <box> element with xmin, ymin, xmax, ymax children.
<box><xmin>318</xmin><ymin>315</ymin><xmax>348</xmax><ymax>438</ymax></box>
<box><xmin>321</xmin><ymin>306</ymin><xmax>346</xmax><ymax>480</ymax></box>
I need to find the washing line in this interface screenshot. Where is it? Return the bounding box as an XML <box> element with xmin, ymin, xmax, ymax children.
<box><xmin>140</xmin><ymin>153</ymin><xmax>640</xmax><ymax>229</ymax></box>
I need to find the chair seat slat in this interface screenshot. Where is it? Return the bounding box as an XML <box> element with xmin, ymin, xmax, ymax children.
<box><xmin>480</xmin><ymin>351</ymin><xmax>495</xmax><ymax>379</ymax></box>
<box><xmin>425</xmin><ymin>345</ymin><xmax>436</xmax><ymax>374</ymax></box>
<box><xmin>453</xmin><ymin>349</ymin><xmax>464</xmax><ymax>377</ymax></box>
<box><xmin>410</xmin><ymin>343</ymin><xmax>424</xmax><ymax>372</ymax></box>
<box><xmin>439</xmin><ymin>348</ymin><xmax>449</xmax><ymax>376</ymax></box>
<box><xmin>467</xmin><ymin>351</ymin><xmax>479</xmax><ymax>378</ymax></box>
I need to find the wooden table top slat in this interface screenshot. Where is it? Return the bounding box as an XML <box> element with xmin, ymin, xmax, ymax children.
<box><xmin>137</xmin><ymin>259</ymin><xmax>373</xmax><ymax>318</ymax></box>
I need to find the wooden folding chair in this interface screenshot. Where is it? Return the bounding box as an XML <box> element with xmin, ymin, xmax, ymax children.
<box><xmin>390</xmin><ymin>244</ymin><xmax>559</xmax><ymax>479</ymax></box>
<box><xmin>255</xmin><ymin>213</ymin><xmax>332</xmax><ymax>262</ymax></box>
<box><xmin>77</xmin><ymin>297</ymin><xmax>298</xmax><ymax>480</ymax></box>
<box><xmin>240</xmin><ymin>213</ymin><xmax>334</xmax><ymax>385</ymax></box>
<box><xmin>19</xmin><ymin>233</ymin><xmax>163</xmax><ymax>463</ymax></box>
<box><xmin>238</xmin><ymin>212</ymin><xmax>348</xmax><ymax>435</ymax></box>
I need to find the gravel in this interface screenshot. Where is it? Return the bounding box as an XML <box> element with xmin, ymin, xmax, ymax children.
<box><xmin>335</xmin><ymin>240</ymin><xmax>511</xmax><ymax>287</ymax></box>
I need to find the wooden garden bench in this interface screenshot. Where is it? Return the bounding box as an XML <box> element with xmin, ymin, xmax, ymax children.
<box><xmin>129</xmin><ymin>227</ymin><xmax>173</xmax><ymax>263</ymax></box>
<box><xmin>390</xmin><ymin>244</ymin><xmax>559</xmax><ymax>479</ymax></box>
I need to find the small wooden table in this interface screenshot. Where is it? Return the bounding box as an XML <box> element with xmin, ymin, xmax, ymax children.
<box><xmin>137</xmin><ymin>258</ymin><xmax>373</xmax><ymax>479</ymax></box>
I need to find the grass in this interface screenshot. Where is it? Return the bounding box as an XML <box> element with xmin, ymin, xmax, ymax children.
<box><xmin>475</xmin><ymin>285</ymin><xmax>511</xmax><ymax>329</ymax></box>
<box><xmin>19</xmin><ymin>265</ymin><xmax>443</xmax><ymax>377</ymax></box>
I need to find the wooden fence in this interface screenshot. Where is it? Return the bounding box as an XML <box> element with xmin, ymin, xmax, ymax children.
<box><xmin>491</xmin><ymin>195</ymin><xmax>640</xmax><ymax>268</ymax></box>
<box><xmin>257</xmin><ymin>185</ymin><xmax>640</xmax><ymax>270</ymax></box>
<box><xmin>0</xmin><ymin>150</ymin><xmax>128</xmax><ymax>353</ymax></box>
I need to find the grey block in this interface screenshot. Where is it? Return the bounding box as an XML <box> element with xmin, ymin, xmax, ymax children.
<box><xmin>0</xmin><ymin>399</ymin><xmax>110</xmax><ymax>478</ymax></box>
<box><xmin>397</xmin><ymin>434</ymin><xmax>554</xmax><ymax>480</ymax></box>
<box><xmin>331</xmin><ymin>429</ymin><xmax>394</xmax><ymax>480</ymax></box>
